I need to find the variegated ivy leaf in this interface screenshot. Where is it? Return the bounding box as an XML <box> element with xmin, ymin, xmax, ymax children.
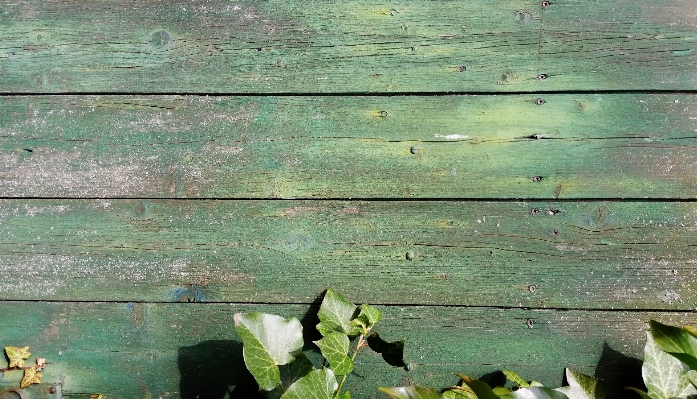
<box><xmin>650</xmin><ymin>320</ymin><xmax>697</xmax><ymax>371</ymax></box>
<box><xmin>555</xmin><ymin>369</ymin><xmax>606</xmax><ymax>399</ymax></box>
<box><xmin>20</xmin><ymin>365</ymin><xmax>41</xmax><ymax>388</ymax></box>
<box><xmin>512</xmin><ymin>387</ymin><xmax>568</xmax><ymax>399</ymax></box>
<box><xmin>5</xmin><ymin>346</ymin><xmax>31</xmax><ymax>368</ymax></box>
<box><xmin>504</xmin><ymin>370</ymin><xmax>531</xmax><ymax>388</ymax></box>
<box><xmin>314</xmin><ymin>332</ymin><xmax>353</xmax><ymax>375</ymax></box>
<box><xmin>379</xmin><ymin>386</ymin><xmax>442</xmax><ymax>399</ymax></box>
<box><xmin>280</xmin><ymin>368</ymin><xmax>338</xmax><ymax>399</ymax></box>
<box><xmin>643</xmin><ymin>332</ymin><xmax>697</xmax><ymax>399</ymax></box>
<box><xmin>317</xmin><ymin>288</ymin><xmax>358</xmax><ymax>337</ymax></box>
<box><xmin>233</xmin><ymin>312</ymin><xmax>304</xmax><ymax>391</ymax></box>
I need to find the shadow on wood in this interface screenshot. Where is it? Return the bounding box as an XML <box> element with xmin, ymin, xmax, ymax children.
<box><xmin>594</xmin><ymin>342</ymin><xmax>645</xmax><ymax>398</ymax></box>
<box><xmin>178</xmin><ymin>340</ymin><xmax>262</xmax><ymax>399</ymax></box>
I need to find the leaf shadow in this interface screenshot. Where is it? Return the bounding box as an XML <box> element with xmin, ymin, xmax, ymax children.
<box><xmin>594</xmin><ymin>342</ymin><xmax>645</xmax><ymax>397</ymax></box>
<box><xmin>178</xmin><ymin>340</ymin><xmax>263</xmax><ymax>399</ymax></box>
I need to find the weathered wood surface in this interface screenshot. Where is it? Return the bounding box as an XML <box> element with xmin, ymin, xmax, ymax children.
<box><xmin>2</xmin><ymin>301</ymin><xmax>693</xmax><ymax>398</ymax></box>
<box><xmin>3</xmin><ymin>94</ymin><xmax>697</xmax><ymax>199</ymax></box>
<box><xmin>1</xmin><ymin>0</ymin><xmax>696</xmax><ymax>93</ymax></box>
<box><xmin>2</xmin><ymin>199</ymin><xmax>696</xmax><ymax>310</ymax></box>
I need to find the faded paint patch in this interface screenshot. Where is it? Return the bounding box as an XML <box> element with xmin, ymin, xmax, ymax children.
<box><xmin>641</xmin><ymin>0</ymin><xmax>697</xmax><ymax>27</ymax></box>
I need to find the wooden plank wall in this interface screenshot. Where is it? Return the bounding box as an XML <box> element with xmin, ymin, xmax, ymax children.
<box><xmin>1</xmin><ymin>1</ymin><xmax>697</xmax><ymax>398</ymax></box>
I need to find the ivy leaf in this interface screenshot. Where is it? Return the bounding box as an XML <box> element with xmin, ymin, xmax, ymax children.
<box><xmin>650</xmin><ymin>320</ymin><xmax>697</xmax><ymax>371</ymax></box>
<box><xmin>90</xmin><ymin>395</ymin><xmax>106</xmax><ymax>399</ymax></box>
<box><xmin>314</xmin><ymin>332</ymin><xmax>353</xmax><ymax>375</ymax></box>
<box><xmin>555</xmin><ymin>369</ymin><xmax>605</xmax><ymax>399</ymax></box>
<box><xmin>512</xmin><ymin>387</ymin><xmax>568</xmax><ymax>399</ymax></box>
<box><xmin>379</xmin><ymin>386</ymin><xmax>442</xmax><ymax>399</ymax></box>
<box><xmin>504</xmin><ymin>370</ymin><xmax>531</xmax><ymax>388</ymax></box>
<box><xmin>457</xmin><ymin>374</ymin><xmax>500</xmax><ymax>399</ymax></box>
<box><xmin>351</xmin><ymin>304</ymin><xmax>383</xmax><ymax>334</ymax></box>
<box><xmin>265</xmin><ymin>354</ymin><xmax>316</xmax><ymax>399</ymax></box>
<box><xmin>280</xmin><ymin>368</ymin><xmax>337</xmax><ymax>399</ymax></box>
<box><xmin>317</xmin><ymin>288</ymin><xmax>358</xmax><ymax>337</ymax></box>
<box><xmin>367</xmin><ymin>332</ymin><xmax>406</xmax><ymax>367</ymax></box>
<box><xmin>337</xmin><ymin>392</ymin><xmax>352</xmax><ymax>399</ymax></box>
<box><xmin>234</xmin><ymin>312</ymin><xmax>304</xmax><ymax>391</ymax></box>
<box><xmin>625</xmin><ymin>387</ymin><xmax>657</xmax><ymax>399</ymax></box>
<box><xmin>642</xmin><ymin>332</ymin><xmax>697</xmax><ymax>399</ymax></box>
<box><xmin>442</xmin><ymin>386</ymin><xmax>477</xmax><ymax>399</ymax></box>
<box><xmin>20</xmin><ymin>365</ymin><xmax>41</xmax><ymax>388</ymax></box>
<box><xmin>5</xmin><ymin>346</ymin><xmax>31</xmax><ymax>368</ymax></box>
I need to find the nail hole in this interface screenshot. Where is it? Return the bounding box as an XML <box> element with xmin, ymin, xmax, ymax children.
<box><xmin>552</xmin><ymin>229</ymin><xmax>559</xmax><ymax>235</ymax></box>
<box><xmin>536</xmin><ymin>98</ymin><xmax>545</xmax><ymax>105</ymax></box>
<box><xmin>405</xmin><ymin>251</ymin><xmax>415</xmax><ymax>260</ymax></box>
<box><xmin>410</xmin><ymin>146</ymin><xmax>419</xmax><ymax>154</ymax></box>
<box><xmin>532</xmin><ymin>176</ymin><xmax>543</xmax><ymax>182</ymax></box>
<box><xmin>545</xmin><ymin>209</ymin><xmax>560</xmax><ymax>216</ymax></box>
<box><xmin>22</xmin><ymin>148</ymin><xmax>33</xmax><ymax>153</ymax></box>
<box><xmin>404</xmin><ymin>363</ymin><xmax>413</xmax><ymax>371</ymax></box>
<box><xmin>530</xmin><ymin>208</ymin><xmax>540</xmax><ymax>215</ymax></box>
<box><xmin>526</xmin><ymin>319</ymin><xmax>534</xmax><ymax>328</ymax></box>
<box><xmin>6</xmin><ymin>52</ymin><xmax>14</xmax><ymax>59</ymax></box>
<box><xmin>390</xmin><ymin>9</ymin><xmax>398</xmax><ymax>16</ymax></box>
<box><xmin>379</xmin><ymin>110</ymin><xmax>389</xmax><ymax>118</ymax></box>
<box><xmin>411</xmin><ymin>45</ymin><xmax>419</xmax><ymax>51</ymax></box>
<box><xmin>529</xmin><ymin>285</ymin><xmax>537</xmax><ymax>293</ymax></box>
<box><xmin>542</xmin><ymin>1</ymin><xmax>551</xmax><ymax>7</ymax></box>
<box><xmin>538</xmin><ymin>74</ymin><xmax>548</xmax><ymax>80</ymax></box>
<box><xmin>458</xmin><ymin>66</ymin><xmax>467</xmax><ymax>72</ymax></box>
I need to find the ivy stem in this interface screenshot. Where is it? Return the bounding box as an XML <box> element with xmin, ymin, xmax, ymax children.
<box><xmin>278</xmin><ymin>382</ymin><xmax>286</xmax><ymax>393</ymax></box>
<box><xmin>0</xmin><ymin>366</ymin><xmax>34</xmax><ymax>373</ymax></box>
<box><xmin>335</xmin><ymin>333</ymin><xmax>366</xmax><ymax>398</ymax></box>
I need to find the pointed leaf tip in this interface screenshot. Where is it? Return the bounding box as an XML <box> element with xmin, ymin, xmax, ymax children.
<box><xmin>555</xmin><ymin>369</ymin><xmax>605</xmax><ymax>399</ymax></box>
<box><xmin>280</xmin><ymin>368</ymin><xmax>337</xmax><ymax>399</ymax></box>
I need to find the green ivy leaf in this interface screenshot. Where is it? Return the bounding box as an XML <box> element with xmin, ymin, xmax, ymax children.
<box><xmin>442</xmin><ymin>386</ymin><xmax>477</xmax><ymax>399</ymax></box>
<box><xmin>379</xmin><ymin>386</ymin><xmax>442</xmax><ymax>399</ymax></box>
<box><xmin>317</xmin><ymin>288</ymin><xmax>358</xmax><ymax>337</ymax></box>
<box><xmin>337</xmin><ymin>391</ymin><xmax>352</xmax><ymax>399</ymax></box>
<box><xmin>234</xmin><ymin>312</ymin><xmax>304</xmax><ymax>391</ymax></box>
<box><xmin>555</xmin><ymin>369</ymin><xmax>605</xmax><ymax>399</ymax></box>
<box><xmin>5</xmin><ymin>346</ymin><xmax>31</xmax><ymax>368</ymax></box>
<box><xmin>265</xmin><ymin>354</ymin><xmax>316</xmax><ymax>399</ymax></box>
<box><xmin>642</xmin><ymin>332</ymin><xmax>697</xmax><ymax>399</ymax></box>
<box><xmin>457</xmin><ymin>374</ymin><xmax>499</xmax><ymax>399</ymax></box>
<box><xmin>351</xmin><ymin>304</ymin><xmax>383</xmax><ymax>334</ymax></box>
<box><xmin>367</xmin><ymin>332</ymin><xmax>406</xmax><ymax>367</ymax></box>
<box><xmin>512</xmin><ymin>387</ymin><xmax>568</xmax><ymax>399</ymax></box>
<box><xmin>625</xmin><ymin>387</ymin><xmax>657</xmax><ymax>399</ymax></box>
<box><xmin>504</xmin><ymin>370</ymin><xmax>531</xmax><ymax>388</ymax></box>
<box><xmin>20</xmin><ymin>365</ymin><xmax>41</xmax><ymax>389</ymax></box>
<box><xmin>650</xmin><ymin>320</ymin><xmax>697</xmax><ymax>371</ymax></box>
<box><xmin>280</xmin><ymin>368</ymin><xmax>338</xmax><ymax>399</ymax></box>
<box><xmin>314</xmin><ymin>332</ymin><xmax>353</xmax><ymax>375</ymax></box>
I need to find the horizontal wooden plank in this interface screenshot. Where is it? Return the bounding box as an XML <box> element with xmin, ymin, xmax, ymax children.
<box><xmin>1</xmin><ymin>302</ymin><xmax>692</xmax><ymax>398</ymax></box>
<box><xmin>1</xmin><ymin>0</ymin><xmax>696</xmax><ymax>92</ymax></box>
<box><xmin>2</xmin><ymin>94</ymin><xmax>697</xmax><ymax>198</ymax></box>
<box><xmin>1</xmin><ymin>199</ymin><xmax>697</xmax><ymax>309</ymax></box>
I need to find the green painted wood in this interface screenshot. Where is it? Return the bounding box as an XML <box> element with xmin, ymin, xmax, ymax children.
<box><xmin>2</xmin><ymin>199</ymin><xmax>696</xmax><ymax>309</ymax></box>
<box><xmin>1</xmin><ymin>301</ymin><xmax>692</xmax><ymax>398</ymax></box>
<box><xmin>2</xmin><ymin>94</ymin><xmax>697</xmax><ymax>199</ymax></box>
<box><xmin>1</xmin><ymin>0</ymin><xmax>696</xmax><ymax>93</ymax></box>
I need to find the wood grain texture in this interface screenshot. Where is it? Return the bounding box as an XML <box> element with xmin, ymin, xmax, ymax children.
<box><xmin>0</xmin><ymin>0</ymin><xmax>696</xmax><ymax>92</ymax></box>
<box><xmin>2</xmin><ymin>301</ymin><xmax>693</xmax><ymax>398</ymax></box>
<box><xmin>2</xmin><ymin>94</ymin><xmax>697</xmax><ymax>199</ymax></box>
<box><xmin>2</xmin><ymin>199</ymin><xmax>696</xmax><ymax>309</ymax></box>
